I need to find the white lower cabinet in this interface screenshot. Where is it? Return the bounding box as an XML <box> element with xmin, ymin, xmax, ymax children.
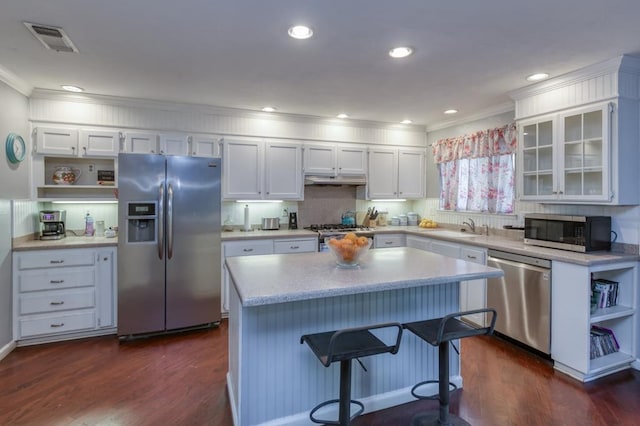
<box><xmin>406</xmin><ymin>235</ymin><xmax>487</xmax><ymax>325</ymax></box>
<box><xmin>221</xmin><ymin>238</ymin><xmax>317</xmax><ymax>315</ymax></box>
<box><xmin>13</xmin><ymin>247</ymin><xmax>117</xmax><ymax>345</ymax></box>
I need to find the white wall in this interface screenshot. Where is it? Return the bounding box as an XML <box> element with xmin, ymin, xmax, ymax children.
<box><xmin>0</xmin><ymin>80</ymin><xmax>30</xmax><ymax>350</ymax></box>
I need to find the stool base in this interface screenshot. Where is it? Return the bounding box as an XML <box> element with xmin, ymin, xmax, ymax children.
<box><xmin>410</xmin><ymin>411</ymin><xmax>471</xmax><ymax>426</ymax></box>
<box><xmin>309</xmin><ymin>399</ymin><xmax>364</xmax><ymax>425</ymax></box>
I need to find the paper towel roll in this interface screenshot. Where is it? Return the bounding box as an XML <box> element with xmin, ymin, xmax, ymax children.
<box><xmin>243</xmin><ymin>204</ymin><xmax>250</xmax><ymax>231</ymax></box>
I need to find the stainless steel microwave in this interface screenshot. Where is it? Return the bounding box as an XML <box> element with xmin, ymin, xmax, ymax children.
<box><xmin>524</xmin><ymin>214</ymin><xmax>611</xmax><ymax>252</ymax></box>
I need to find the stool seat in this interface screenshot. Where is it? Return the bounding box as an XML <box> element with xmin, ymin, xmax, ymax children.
<box><xmin>301</xmin><ymin>323</ymin><xmax>403</xmax><ymax>426</ymax></box>
<box><xmin>403</xmin><ymin>308</ymin><xmax>497</xmax><ymax>426</ymax></box>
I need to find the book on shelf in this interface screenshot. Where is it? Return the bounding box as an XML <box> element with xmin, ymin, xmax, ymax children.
<box><xmin>97</xmin><ymin>170</ymin><xmax>115</xmax><ymax>186</ymax></box>
<box><xmin>590</xmin><ymin>325</ymin><xmax>619</xmax><ymax>359</ymax></box>
<box><xmin>591</xmin><ymin>277</ymin><xmax>619</xmax><ymax>309</ymax></box>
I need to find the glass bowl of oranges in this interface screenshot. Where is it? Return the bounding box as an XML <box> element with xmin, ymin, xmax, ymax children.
<box><xmin>326</xmin><ymin>233</ymin><xmax>372</xmax><ymax>268</ymax></box>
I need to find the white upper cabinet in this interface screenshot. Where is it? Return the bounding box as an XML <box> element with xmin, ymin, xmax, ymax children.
<box><xmin>367</xmin><ymin>147</ymin><xmax>398</xmax><ymax>199</ymax></box>
<box><xmin>337</xmin><ymin>145</ymin><xmax>367</xmax><ymax>175</ymax></box>
<box><xmin>223</xmin><ymin>138</ymin><xmax>303</xmax><ymax>200</ymax></box>
<box><xmin>304</xmin><ymin>143</ymin><xmax>367</xmax><ymax>176</ymax></box>
<box><xmin>34</xmin><ymin>127</ymin><xmax>79</xmax><ymax>156</ymax></box>
<box><xmin>511</xmin><ymin>55</ymin><xmax>640</xmax><ymax>205</ymax></box>
<box><xmin>189</xmin><ymin>135</ymin><xmax>221</xmax><ymax>158</ymax></box>
<box><xmin>304</xmin><ymin>144</ymin><xmax>337</xmax><ymax>175</ymax></box>
<box><xmin>79</xmin><ymin>129</ymin><xmax>121</xmax><ymax>157</ymax></box>
<box><xmin>124</xmin><ymin>132</ymin><xmax>158</xmax><ymax>154</ymax></box>
<box><xmin>222</xmin><ymin>137</ymin><xmax>264</xmax><ymax>200</ymax></box>
<box><xmin>367</xmin><ymin>147</ymin><xmax>425</xmax><ymax>199</ymax></box>
<box><xmin>159</xmin><ymin>134</ymin><xmax>190</xmax><ymax>156</ymax></box>
<box><xmin>397</xmin><ymin>148</ymin><xmax>426</xmax><ymax>199</ymax></box>
<box><xmin>264</xmin><ymin>141</ymin><xmax>303</xmax><ymax>200</ymax></box>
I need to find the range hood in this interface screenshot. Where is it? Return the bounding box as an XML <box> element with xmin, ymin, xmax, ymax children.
<box><xmin>304</xmin><ymin>175</ymin><xmax>367</xmax><ymax>186</ymax></box>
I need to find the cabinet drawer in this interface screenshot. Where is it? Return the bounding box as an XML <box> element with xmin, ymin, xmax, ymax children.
<box><xmin>460</xmin><ymin>247</ymin><xmax>486</xmax><ymax>264</ymax></box>
<box><xmin>18</xmin><ymin>310</ymin><xmax>95</xmax><ymax>338</ymax></box>
<box><xmin>18</xmin><ymin>267</ymin><xmax>96</xmax><ymax>292</ymax></box>
<box><xmin>16</xmin><ymin>250</ymin><xmax>95</xmax><ymax>270</ymax></box>
<box><xmin>19</xmin><ymin>288</ymin><xmax>95</xmax><ymax>315</ymax></box>
<box><xmin>224</xmin><ymin>240</ymin><xmax>273</xmax><ymax>257</ymax></box>
<box><xmin>273</xmin><ymin>239</ymin><xmax>317</xmax><ymax>254</ymax></box>
<box><xmin>374</xmin><ymin>234</ymin><xmax>406</xmax><ymax>248</ymax></box>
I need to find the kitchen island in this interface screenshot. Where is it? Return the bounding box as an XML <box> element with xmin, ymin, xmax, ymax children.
<box><xmin>225</xmin><ymin>247</ymin><xmax>503</xmax><ymax>426</ymax></box>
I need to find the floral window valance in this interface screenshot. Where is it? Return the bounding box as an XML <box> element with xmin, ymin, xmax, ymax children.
<box><xmin>432</xmin><ymin>123</ymin><xmax>517</xmax><ymax>164</ymax></box>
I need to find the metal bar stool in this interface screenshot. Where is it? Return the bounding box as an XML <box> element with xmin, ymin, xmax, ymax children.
<box><xmin>403</xmin><ymin>308</ymin><xmax>497</xmax><ymax>426</ymax></box>
<box><xmin>300</xmin><ymin>322</ymin><xmax>403</xmax><ymax>426</ymax></box>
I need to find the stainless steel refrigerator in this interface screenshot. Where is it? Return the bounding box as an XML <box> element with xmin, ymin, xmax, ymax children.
<box><xmin>117</xmin><ymin>153</ymin><xmax>221</xmax><ymax>337</ymax></box>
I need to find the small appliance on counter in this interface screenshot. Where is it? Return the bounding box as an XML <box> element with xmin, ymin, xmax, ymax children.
<box><xmin>261</xmin><ymin>217</ymin><xmax>280</xmax><ymax>230</ymax></box>
<box><xmin>288</xmin><ymin>212</ymin><xmax>298</xmax><ymax>229</ymax></box>
<box><xmin>524</xmin><ymin>213</ymin><xmax>612</xmax><ymax>252</ymax></box>
<box><xmin>39</xmin><ymin>210</ymin><xmax>66</xmax><ymax>240</ymax></box>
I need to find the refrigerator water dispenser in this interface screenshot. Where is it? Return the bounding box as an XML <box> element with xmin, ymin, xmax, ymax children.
<box><xmin>126</xmin><ymin>202</ymin><xmax>157</xmax><ymax>243</ymax></box>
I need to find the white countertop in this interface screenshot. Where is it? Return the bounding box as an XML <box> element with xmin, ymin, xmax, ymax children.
<box><xmin>13</xmin><ymin>235</ymin><xmax>118</xmax><ymax>251</ymax></box>
<box><xmin>220</xmin><ymin>228</ymin><xmax>317</xmax><ymax>241</ymax></box>
<box><xmin>225</xmin><ymin>246</ymin><xmax>503</xmax><ymax>307</ymax></box>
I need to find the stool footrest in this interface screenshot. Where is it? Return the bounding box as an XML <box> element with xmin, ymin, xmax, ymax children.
<box><xmin>411</xmin><ymin>379</ymin><xmax>458</xmax><ymax>400</ymax></box>
<box><xmin>309</xmin><ymin>398</ymin><xmax>364</xmax><ymax>425</ymax></box>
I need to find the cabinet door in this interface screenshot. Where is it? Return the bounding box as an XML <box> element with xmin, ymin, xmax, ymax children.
<box><xmin>79</xmin><ymin>130</ymin><xmax>120</xmax><ymax>157</ymax></box>
<box><xmin>124</xmin><ymin>132</ymin><xmax>158</xmax><ymax>154</ymax></box>
<box><xmin>264</xmin><ymin>142</ymin><xmax>303</xmax><ymax>200</ymax></box>
<box><xmin>519</xmin><ymin>117</ymin><xmax>555</xmax><ymax>200</ymax></box>
<box><xmin>159</xmin><ymin>134</ymin><xmax>190</xmax><ymax>156</ymax></box>
<box><xmin>304</xmin><ymin>144</ymin><xmax>337</xmax><ymax>175</ymax></box>
<box><xmin>430</xmin><ymin>240</ymin><xmax>461</xmax><ymax>258</ymax></box>
<box><xmin>96</xmin><ymin>248</ymin><xmax>116</xmax><ymax>328</ymax></box>
<box><xmin>34</xmin><ymin>127</ymin><xmax>79</xmax><ymax>156</ymax></box>
<box><xmin>222</xmin><ymin>138</ymin><xmax>263</xmax><ymax>200</ymax></box>
<box><xmin>558</xmin><ymin>104</ymin><xmax>610</xmax><ymax>202</ymax></box>
<box><xmin>190</xmin><ymin>135</ymin><xmax>221</xmax><ymax>157</ymax></box>
<box><xmin>460</xmin><ymin>246</ymin><xmax>487</xmax><ymax>327</ymax></box>
<box><xmin>406</xmin><ymin>235</ymin><xmax>431</xmax><ymax>251</ymax></box>
<box><xmin>337</xmin><ymin>145</ymin><xmax>367</xmax><ymax>175</ymax></box>
<box><xmin>398</xmin><ymin>149</ymin><xmax>425</xmax><ymax>199</ymax></box>
<box><xmin>368</xmin><ymin>148</ymin><xmax>398</xmax><ymax>199</ymax></box>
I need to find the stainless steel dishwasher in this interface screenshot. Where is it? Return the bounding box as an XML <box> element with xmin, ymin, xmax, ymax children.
<box><xmin>486</xmin><ymin>249</ymin><xmax>551</xmax><ymax>354</ymax></box>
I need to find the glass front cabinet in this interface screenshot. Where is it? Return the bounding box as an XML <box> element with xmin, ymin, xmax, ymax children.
<box><xmin>519</xmin><ymin>103</ymin><xmax>611</xmax><ymax>203</ymax></box>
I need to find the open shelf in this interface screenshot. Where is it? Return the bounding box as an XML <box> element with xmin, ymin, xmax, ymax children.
<box><xmin>590</xmin><ymin>305</ymin><xmax>635</xmax><ymax>323</ymax></box>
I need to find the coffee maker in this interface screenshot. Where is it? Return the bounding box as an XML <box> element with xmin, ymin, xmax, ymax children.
<box><xmin>39</xmin><ymin>210</ymin><xmax>66</xmax><ymax>240</ymax></box>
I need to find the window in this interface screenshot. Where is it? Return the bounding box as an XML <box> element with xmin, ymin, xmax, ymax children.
<box><xmin>432</xmin><ymin>124</ymin><xmax>517</xmax><ymax>214</ymax></box>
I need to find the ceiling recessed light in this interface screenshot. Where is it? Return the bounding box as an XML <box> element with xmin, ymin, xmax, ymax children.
<box><xmin>61</xmin><ymin>85</ymin><xmax>83</xmax><ymax>93</ymax></box>
<box><xmin>336</xmin><ymin>113</ymin><xmax>349</xmax><ymax>119</ymax></box>
<box><xmin>389</xmin><ymin>46</ymin><xmax>413</xmax><ymax>59</ymax></box>
<box><xmin>526</xmin><ymin>73</ymin><xmax>549</xmax><ymax>82</ymax></box>
<box><xmin>262</xmin><ymin>106</ymin><xmax>277</xmax><ymax>112</ymax></box>
<box><xmin>444</xmin><ymin>109</ymin><xmax>458</xmax><ymax>115</ymax></box>
<box><xmin>288</xmin><ymin>25</ymin><xmax>313</xmax><ymax>40</ymax></box>
<box><xmin>401</xmin><ymin>119</ymin><xmax>413</xmax><ymax>124</ymax></box>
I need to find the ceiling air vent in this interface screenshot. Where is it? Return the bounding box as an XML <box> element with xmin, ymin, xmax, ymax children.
<box><xmin>24</xmin><ymin>22</ymin><xmax>79</xmax><ymax>53</ymax></box>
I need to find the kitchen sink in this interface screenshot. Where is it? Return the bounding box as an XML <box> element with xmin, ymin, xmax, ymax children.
<box><xmin>420</xmin><ymin>230</ymin><xmax>479</xmax><ymax>238</ymax></box>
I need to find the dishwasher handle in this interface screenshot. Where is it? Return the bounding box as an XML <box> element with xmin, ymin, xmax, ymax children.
<box><xmin>488</xmin><ymin>256</ymin><xmax>551</xmax><ymax>275</ymax></box>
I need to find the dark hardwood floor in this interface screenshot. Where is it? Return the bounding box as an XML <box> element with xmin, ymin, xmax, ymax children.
<box><xmin>1</xmin><ymin>320</ymin><xmax>638</xmax><ymax>425</ymax></box>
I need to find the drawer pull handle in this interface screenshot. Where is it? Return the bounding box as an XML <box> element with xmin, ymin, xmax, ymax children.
<box><xmin>50</xmin><ymin>280</ymin><xmax>65</xmax><ymax>284</ymax></box>
<box><xmin>466</xmin><ymin>255</ymin><xmax>477</xmax><ymax>259</ymax></box>
<box><xmin>50</xmin><ymin>323</ymin><xmax>65</xmax><ymax>328</ymax></box>
<box><xmin>243</xmin><ymin>248</ymin><xmax>253</xmax><ymax>252</ymax></box>
<box><xmin>50</xmin><ymin>260</ymin><xmax>65</xmax><ymax>264</ymax></box>
<box><xmin>50</xmin><ymin>301</ymin><xmax>65</xmax><ymax>306</ymax></box>
<box><xmin>385</xmin><ymin>241</ymin><xmax>393</xmax><ymax>245</ymax></box>
<box><xmin>290</xmin><ymin>246</ymin><xmax>300</xmax><ymax>249</ymax></box>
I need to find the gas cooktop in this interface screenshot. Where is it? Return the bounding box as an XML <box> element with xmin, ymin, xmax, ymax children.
<box><xmin>305</xmin><ymin>224</ymin><xmax>373</xmax><ymax>233</ymax></box>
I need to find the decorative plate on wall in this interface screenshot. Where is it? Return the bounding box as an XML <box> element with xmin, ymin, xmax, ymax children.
<box><xmin>6</xmin><ymin>133</ymin><xmax>26</xmax><ymax>164</ymax></box>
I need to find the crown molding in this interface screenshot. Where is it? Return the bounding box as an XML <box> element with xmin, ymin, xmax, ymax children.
<box><xmin>0</xmin><ymin>65</ymin><xmax>33</xmax><ymax>97</ymax></box>
<box><xmin>425</xmin><ymin>101</ymin><xmax>514</xmax><ymax>132</ymax></box>
<box><xmin>29</xmin><ymin>89</ymin><xmax>427</xmax><ymax>133</ymax></box>
<box><xmin>508</xmin><ymin>55</ymin><xmax>640</xmax><ymax>101</ymax></box>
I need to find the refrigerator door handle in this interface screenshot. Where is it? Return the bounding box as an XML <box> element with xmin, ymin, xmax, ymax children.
<box><xmin>167</xmin><ymin>183</ymin><xmax>174</xmax><ymax>259</ymax></box>
<box><xmin>158</xmin><ymin>183</ymin><xmax>164</xmax><ymax>260</ymax></box>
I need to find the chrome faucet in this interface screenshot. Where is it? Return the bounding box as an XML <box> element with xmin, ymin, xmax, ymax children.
<box><xmin>462</xmin><ymin>218</ymin><xmax>476</xmax><ymax>233</ymax></box>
